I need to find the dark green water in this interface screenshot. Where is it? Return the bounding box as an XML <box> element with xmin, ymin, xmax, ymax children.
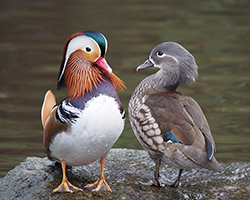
<box><xmin>0</xmin><ymin>0</ymin><xmax>250</xmax><ymax>177</ymax></box>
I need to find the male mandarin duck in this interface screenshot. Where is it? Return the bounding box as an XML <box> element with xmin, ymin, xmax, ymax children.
<box><xmin>128</xmin><ymin>42</ymin><xmax>221</xmax><ymax>187</ymax></box>
<box><xmin>41</xmin><ymin>31</ymin><xmax>125</xmax><ymax>193</ymax></box>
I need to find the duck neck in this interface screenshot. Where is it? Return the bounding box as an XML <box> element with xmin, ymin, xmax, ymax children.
<box><xmin>137</xmin><ymin>71</ymin><xmax>179</xmax><ymax>96</ymax></box>
<box><xmin>65</xmin><ymin>64</ymin><xmax>103</xmax><ymax>99</ymax></box>
<box><xmin>69</xmin><ymin>76</ymin><xmax>123</xmax><ymax>110</ymax></box>
<box><xmin>64</xmin><ymin>64</ymin><xmax>125</xmax><ymax>99</ymax></box>
<box><xmin>155</xmin><ymin>70</ymin><xmax>180</xmax><ymax>91</ymax></box>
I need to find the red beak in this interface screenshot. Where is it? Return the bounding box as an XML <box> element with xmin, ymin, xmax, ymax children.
<box><xmin>95</xmin><ymin>57</ymin><xmax>112</xmax><ymax>74</ymax></box>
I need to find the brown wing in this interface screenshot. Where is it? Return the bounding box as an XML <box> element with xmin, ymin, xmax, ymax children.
<box><xmin>41</xmin><ymin>90</ymin><xmax>67</xmax><ymax>159</ymax></box>
<box><xmin>145</xmin><ymin>91</ymin><xmax>214</xmax><ymax>156</ymax></box>
<box><xmin>183</xmin><ymin>94</ymin><xmax>215</xmax><ymax>146</ymax></box>
<box><xmin>43</xmin><ymin>107</ymin><xmax>67</xmax><ymax>158</ymax></box>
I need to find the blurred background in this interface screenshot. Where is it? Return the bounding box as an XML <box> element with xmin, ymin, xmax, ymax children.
<box><xmin>0</xmin><ymin>0</ymin><xmax>250</xmax><ymax>178</ymax></box>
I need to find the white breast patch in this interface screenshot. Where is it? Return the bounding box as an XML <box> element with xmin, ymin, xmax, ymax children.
<box><xmin>49</xmin><ymin>94</ymin><xmax>124</xmax><ymax>166</ymax></box>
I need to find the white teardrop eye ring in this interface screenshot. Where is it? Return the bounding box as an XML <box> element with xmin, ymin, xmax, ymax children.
<box><xmin>157</xmin><ymin>51</ymin><xmax>164</xmax><ymax>57</ymax></box>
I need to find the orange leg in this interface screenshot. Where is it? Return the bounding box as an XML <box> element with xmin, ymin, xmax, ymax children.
<box><xmin>53</xmin><ymin>160</ymin><xmax>83</xmax><ymax>193</ymax></box>
<box><xmin>84</xmin><ymin>157</ymin><xmax>111</xmax><ymax>192</ymax></box>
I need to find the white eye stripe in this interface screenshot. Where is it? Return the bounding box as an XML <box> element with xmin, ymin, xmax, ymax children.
<box><xmin>148</xmin><ymin>53</ymin><xmax>179</xmax><ymax>70</ymax></box>
<box><xmin>155</xmin><ymin>51</ymin><xmax>179</xmax><ymax>64</ymax></box>
<box><xmin>166</xmin><ymin>54</ymin><xmax>179</xmax><ymax>64</ymax></box>
<box><xmin>58</xmin><ymin>35</ymin><xmax>101</xmax><ymax>82</ymax></box>
<box><xmin>66</xmin><ymin>35</ymin><xmax>99</xmax><ymax>58</ymax></box>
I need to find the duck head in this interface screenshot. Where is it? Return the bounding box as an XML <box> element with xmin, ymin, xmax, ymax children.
<box><xmin>57</xmin><ymin>31</ymin><xmax>113</xmax><ymax>98</ymax></box>
<box><xmin>137</xmin><ymin>42</ymin><xmax>198</xmax><ymax>90</ymax></box>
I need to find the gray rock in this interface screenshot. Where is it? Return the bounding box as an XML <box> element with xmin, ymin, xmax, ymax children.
<box><xmin>0</xmin><ymin>149</ymin><xmax>249</xmax><ymax>199</ymax></box>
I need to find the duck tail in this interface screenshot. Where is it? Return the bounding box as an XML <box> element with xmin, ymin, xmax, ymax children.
<box><xmin>206</xmin><ymin>156</ymin><xmax>222</xmax><ymax>172</ymax></box>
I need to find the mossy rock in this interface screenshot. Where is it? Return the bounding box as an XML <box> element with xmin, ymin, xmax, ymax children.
<box><xmin>0</xmin><ymin>149</ymin><xmax>249</xmax><ymax>199</ymax></box>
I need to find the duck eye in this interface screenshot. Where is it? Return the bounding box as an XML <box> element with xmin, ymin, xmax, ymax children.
<box><xmin>85</xmin><ymin>47</ymin><xmax>92</xmax><ymax>52</ymax></box>
<box><xmin>157</xmin><ymin>51</ymin><xmax>164</xmax><ymax>57</ymax></box>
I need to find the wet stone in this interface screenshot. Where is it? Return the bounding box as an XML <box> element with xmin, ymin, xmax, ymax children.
<box><xmin>0</xmin><ymin>148</ymin><xmax>250</xmax><ymax>200</ymax></box>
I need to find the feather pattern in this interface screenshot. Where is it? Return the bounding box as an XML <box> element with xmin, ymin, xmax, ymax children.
<box><xmin>56</xmin><ymin>99</ymin><xmax>81</xmax><ymax>123</ymax></box>
<box><xmin>128</xmin><ymin>42</ymin><xmax>221</xmax><ymax>187</ymax></box>
<box><xmin>163</xmin><ymin>131</ymin><xmax>182</xmax><ymax>144</ymax></box>
<box><xmin>64</xmin><ymin>50</ymin><xmax>125</xmax><ymax>99</ymax></box>
<box><xmin>145</xmin><ymin>91</ymin><xmax>213</xmax><ymax>155</ymax></box>
<box><xmin>64</xmin><ymin>50</ymin><xmax>103</xmax><ymax>98</ymax></box>
<box><xmin>57</xmin><ymin>33</ymin><xmax>85</xmax><ymax>88</ymax></box>
<box><xmin>41</xmin><ymin>31</ymin><xmax>125</xmax><ymax>192</ymax></box>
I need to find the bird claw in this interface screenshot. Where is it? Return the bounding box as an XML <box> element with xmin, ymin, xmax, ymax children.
<box><xmin>167</xmin><ymin>180</ymin><xmax>181</xmax><ymax>188</ymax></box>
<box><xmin>85</xmin><ymin>178</ymin><xmax>112</xmax><ymax>192</ymax></box>
<box><xmin>53</xmin><ymin>180</ymin><xmax>83</xmax><ymax>193</ymax></box>
<box><xmin>139</xmin><ymin>179</ymin><xmax>181</xmax><ymax>188</ymax></box>
<box><xmin>163</xmin><ymin>179</ymin><xmax>181</xmax><ymax>188</ymax></box>
<box><xmin>139</xmin><ymin>180</ymin><xmax>161</xmax><ymax>187</ymax></box>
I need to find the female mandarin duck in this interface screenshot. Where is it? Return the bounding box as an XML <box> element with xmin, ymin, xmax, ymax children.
<box><xmin>128</xmin><ymin>42</ymin><xmax>221</xmax><ymax>188</ymax></box>
<box><xmin>41</xmin><ymin>31</ymin><xmax>125</xmax><ymax>193</ymax></box>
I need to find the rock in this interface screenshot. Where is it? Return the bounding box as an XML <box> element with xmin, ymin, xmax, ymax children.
<box><xmin>0</xmin><ymin>148</ymin><xmax>249</xmax><ymax>199</ymax></box>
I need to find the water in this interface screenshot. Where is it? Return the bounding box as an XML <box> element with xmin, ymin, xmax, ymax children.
<box><xmin>0</xmin><ymin>0</ymin><xmax>250</xmax><ymax>177</ymax></box>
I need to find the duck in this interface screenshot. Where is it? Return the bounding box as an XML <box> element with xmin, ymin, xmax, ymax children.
<box><xmin>128</xmin><ymin>42</ymin><xmax>221</xmax><ymax>188</ymax></box>
<box><xmin>41</xmin><ymin>31</ymin><xmax>125</xmax><ymax>193</ymax></box>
